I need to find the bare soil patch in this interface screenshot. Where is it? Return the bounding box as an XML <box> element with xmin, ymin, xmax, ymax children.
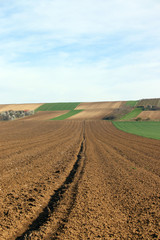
<box><xmin>137</xmin><ymin>110</ymin><xmax>160</xmax><ymax>120</ymax></box>
<box><xmin>69</xmin><ymin>109</ymin><xmax>113</xmax><ymax>119</ymax></box>
<box><xmin>20</xmin><ymin>111</ymin><xmax>69</xmax><ymax>121</ymax></box>
<box><xmin>75</xmin><ymin>101</ymin><xmax>124</xmax><ymax>110</ymax></box>
<box><xmin>0</xmin><ymin>120</ymin><xmax>159</xmax><ymax>239</ymax></box>
<box><xmin>0</xmin><ymin>103</ymin><xmax>43</xmax><ymax>112</ymax></box>
<box><xmin>71</xmin><ymin>101</ymin><xmax>125</xmax><ymax>119</ymax></box>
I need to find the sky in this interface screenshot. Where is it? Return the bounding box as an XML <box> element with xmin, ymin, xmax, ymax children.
<box><xmin>0</xmin><ymin>0</ymin><xmax>160</xmax><ymax>103</ymax></box>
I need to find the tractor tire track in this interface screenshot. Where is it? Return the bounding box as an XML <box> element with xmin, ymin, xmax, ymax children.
<box><xmin>0</xmin><ymin>121</ymin><xmax>83</xmax><ymax>240</ymax></box>
<box><xmin>0</xmin><ymin>120</ymin><xmax>159</xmax><ymax>239</ymax></box>
<box><xmin>15</xmin><ymin>124</ymin><xmax>86</xmax><ymax>239</ymax></box>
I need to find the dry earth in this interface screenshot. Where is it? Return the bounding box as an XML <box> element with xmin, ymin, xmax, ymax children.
<box><xmin>71</xmin><ymin>101</ymin><xmax>125</xmax><ymax>119</ymax></box>
<box><xmin>0</xmin><ymin>104</ymin><xmax>43</xmax><ymax>112</ymax></box>
<box><xmin>69</xmin><ymin>109</ymin><xmax>113</xmax><ymax>120</ymax></box>
<box><xmin>0</xmin><ymin>120</ymin><xmax>159</xmax><ymax>239</ymax></box>
<box><xmin>19</xmin><ymin>111</ymin><xmax>69</xmax><ymax>121</ymax></box>
<box><xmin>137</xmin><ymin>111</ymin><xmax>160</xmax><ymax>120</ymax></box>
<box><xmin>75</xmin><ymin>101</ymin><xmax>124</xmax><ymax>110</ymax></box>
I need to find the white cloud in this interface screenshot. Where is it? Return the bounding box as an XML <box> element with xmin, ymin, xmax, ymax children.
<box><xmin>0</xmin><ymin>0</ymin><xmax>160</xmax><ymax>102</ymax></box>
<box><xmin>0</xmin><ymin>53</ymin><xmax>160</xmax><ymax>103</ymax></box>
<box><xmin>1</xmin><ymin>0</ymin><xmax>160</xmax><ymax>38</ymax></box>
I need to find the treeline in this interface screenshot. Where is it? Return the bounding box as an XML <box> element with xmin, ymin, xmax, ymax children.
<box><xmin>0</xmin><ymin>110</ymin><xmax>34</xmax><ymax>121</ymax></box>
<box><xmin>137</xmin><ymin>98</ymin><xmax>160</xmax><ymax>108</ymax></box>
<box><xmin>137</xmin><ymin>105</ymin><xmax>160</xmax><ymax>111</ymax></box>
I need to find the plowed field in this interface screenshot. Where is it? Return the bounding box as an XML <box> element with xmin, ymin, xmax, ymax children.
<box><xmin>19</xmin><ymin>111</ymin><xmax>69</xmax><ymax>121</ymax></box>
<box><xmin>0</xmin><ymin>120</ymin><xmax>159</xmax><ymax>239</ymax></box>
<box><xmin>0</xmin><ymin>103</ymin><xmax>43</xmax><ymax>112</ymax></box>
<box><xmin>69</xmin><ymin>109</ymin><xmax>113</xmax><ymax>119</ymax></box>
<box><xmin>71</xmin><ymin>101</ymin><xmax>124</xmax><ymax>119</ymax></box>
<box><xmin>138</xmin><ymin>111</ymin><xmax>160</xmax><ymax>120</ymax></box>
<box><xmin>75</xmin><ymin>101</ymin><xmax>124</xmax><ymax>110</ymax></box>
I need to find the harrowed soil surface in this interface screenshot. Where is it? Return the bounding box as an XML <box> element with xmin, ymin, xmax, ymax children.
<box><xmin>0</xmin><ymin>104</ymin><xmax>43</xmax><ymax>112</ymax></box>
<box><xmin>70</xmin><ymin>101</ymin><xmax>125</xmax><ymax>119</ymax></box>
<box><xmin>137</xmin><ymin>111</ymin><xmax>160</xmax><ymax>120</ymax></box>
<box><xmin>0</xmin><ymin>120</ymin><xmax>159</xmax><ymax>239</ymax></box>
<box><xmin>69</xmin><ymin>109</ymin><xmax>113</xmax><ymax>119</ymax></box>
<box><xmin>19</xmin><ymin>111</ymin><xmax>69</xmax><ymax>121</ymax></box>
<box><xmin>75</xmin><ymin>101</ymin><xmax>124</xmax><ymax>110</ymax></box>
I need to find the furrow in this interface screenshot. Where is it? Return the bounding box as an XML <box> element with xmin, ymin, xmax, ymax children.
<box><xmin>15</xmin><ymin>128</ymin><xmax>86</xmax><ymax>239</ymax></box>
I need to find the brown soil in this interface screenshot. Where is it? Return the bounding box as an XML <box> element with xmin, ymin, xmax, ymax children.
<box><xmin>137</xmin><ymin>111</ymin><xmax>160</xmax><ymax>120</ymax></box>
<box><xmin>20</xmin><ymin>111</ymin><xmax>69</xmax><ymax>121</ymax></box>
<box><xmin>72</xmin><ymin>101</ymin><xmax>125</xmax><ymax>119</ymax></box>
<box><xmin>0</xmin><ymin>120</ymin><xmax>159</xmax><ymax>239</ymax></box>
<box><xmin>0</xmin><ymin>103</ymin><xmax>43</xmax><ymax>112</ymax></box>
<box><xmin>69</xmin><ymin>109</ymin><xmax>113</xmax><ymax>119</ymax></box>
<box><xmin>75</xmin><ymin>101</ymin><xmax>124</xmax><ymax>110</ymax></box>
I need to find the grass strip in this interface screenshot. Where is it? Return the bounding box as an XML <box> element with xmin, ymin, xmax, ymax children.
<box><xmin>120</xmin><ymin>108</ymin><xmax>143</xmax><ymax>120</ymax></box>
<box><xmin>51</xmin><ymin>110</ymin><xmax>83</xmax><ymax>120</ymax></box>
<box><xmin>113</xmin><ymin>121</ymin><xmax>160</xmax><ymax>140</ymax></box>
<box><xmin>35</xmin><ymin>102</ymin><xmax>80</xmax><ymax>111</ymax></box>
<box><xmin>125</xmin><ymin>101</ymin><xmax>138</xmax><ymax>107</ymax></box>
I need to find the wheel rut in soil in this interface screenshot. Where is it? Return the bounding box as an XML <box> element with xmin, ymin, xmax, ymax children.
<box><xmin>16</xmin><ymin>126</ymin><xmax>86</xmax><ymax>240</ymax></box>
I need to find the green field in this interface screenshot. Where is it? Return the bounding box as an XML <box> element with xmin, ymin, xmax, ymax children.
<box><xmin>125</xmin><ymin>100</ymin><xmax>138</xmax><ymax>107</ymax></box>
<box><xmin>120</xmin><ymin>108</ymin><xmax>143</xmax><ymax>120</ymax></box>
<box><xmin>51</xmin><ymin>110</ymin><xmax>83</xmax><ymax>120</ymax></box>
<box><xmin>36</xmin><ymin>102</ymin><xmax>80</xmax><ymax>111</ymax></box>
<box><xmin>113</xmin><ymin>121</ymin><xmax>160</xmax><ymax>140</ymax></box>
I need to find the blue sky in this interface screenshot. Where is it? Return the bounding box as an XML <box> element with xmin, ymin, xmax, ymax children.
<box><xmin>0</xmin><ymin>0</ymin><xmax>160</xmax><ymax>103</ymax></box>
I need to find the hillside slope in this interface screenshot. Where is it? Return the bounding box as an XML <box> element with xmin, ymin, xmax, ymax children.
<box><xmin>0</xmin><ymin>103</ymin><xmax>43</xmax><ymax>112</ymax></box>
<box><xmin>69</xmin><ymin>101</ymin><xmax>124</xmax><ymax>119</ymax></box>
<box><xmin>137</xmin><ymin>98</ymin><xmax>160</xmax><ymax>108</ymax></box>
<box><xmin>137</xmin><ymin>111</ymin><xmax>160</xmax><ymax>120</ymax></box>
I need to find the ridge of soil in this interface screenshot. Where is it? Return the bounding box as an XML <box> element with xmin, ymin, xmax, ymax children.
<box><xmin>0</xmin><ymin>120</ymin><xmax>159</xmax><ymax>239</ymax></box>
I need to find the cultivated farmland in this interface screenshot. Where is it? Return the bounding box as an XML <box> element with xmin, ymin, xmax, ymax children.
<box><xmin>113</xmin><ymin>121</ymin><xmax>160</xmax><ymax>140</ymax></box>
<box><xmin>51</xmin><ymin>110</ymin><xmax>83</xmax><ymax>120</ymax></box>
<box><xmin>69</xmin><ymin>109</ymin><xmax>113</xmax><ymax>119</ymax></box>
<box><xmin>0</xmin><ymin>103</ymin><xmax>43</xmax><ymax>112</ymax></box>
<box><xmin>70</xmin><ymin>101</ymin><xmax>125</xmax><ymax>119</ymax></box>
<box><xmin>75</xmin><ymin>101</ymin><xmax>124</xmax><ymax>109</ymax></box>
<box><xmin>0</xmin><ymin>118</ymin><xmax>159</xmax><ymax>239</ymax></box>
<box><xmin>19</xmin><ymin>111</ymin><xmax>69</xmax><ymax>121</ymax></box>
<box><xmin>125</xmin><ymin>100</ymin><xmax>138</xmax><ymax>107</ymax></box>
<box><xmin>36</xmin><ymin>102</ymin><xmax>80</xmax><ymax>111</ymax></box>
<box><xmin>137</xmin><ymin>110</ymin><xmax>160</xmax><ymax>120</ymax></box>
<box><xmin>33</xmin><ymin>101</ymin><xmax>125</xmax><ymax>120</ymax></box>
<box><xmin>120</xmin><ymin>108</ymin><xmax>143</xmax><ymax>120</ymax></box>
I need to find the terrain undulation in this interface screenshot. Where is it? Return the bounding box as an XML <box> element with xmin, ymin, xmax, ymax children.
<box><xmin>0</xmin><ymin>119</ymin><xmax>159</xmax><ymax>239</ymax></box>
